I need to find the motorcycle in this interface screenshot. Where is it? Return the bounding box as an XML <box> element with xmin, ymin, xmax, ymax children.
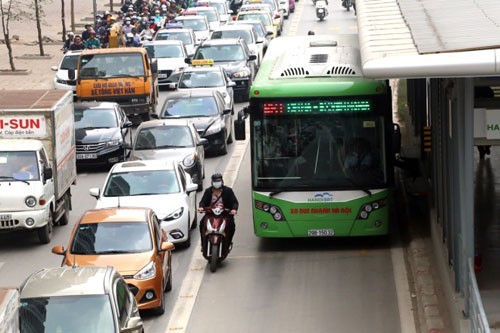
<box><xmin>315</xmin><ymin>0</ymin><xmax>328</xmax><ymax>21</ymax></box>
<box><xmin>200</xmin><ymin>207</ymin><xmax>232</xmax><ymax>272</ymax></box>
<box><xmin>342</xmin><ymin>0</ymin><xmax>352</xmax><ymax>11</ymax></box>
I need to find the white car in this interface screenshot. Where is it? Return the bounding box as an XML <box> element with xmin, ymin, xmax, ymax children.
<box><xmin>154</xmin><ymin>27</ymin><xmax>198</xmax><ymax>57</ymax></box>
<box><xmin>89</xmin><ymin>160</ymin><xmax>198</xmax><ymax>246</ymax></box>
<box><xmin>143</xmin><ymin>40</ymin><xmax>188</xmax><ymax>89</ymax></box>
<box><xmin>210</xmin><ymin>24</ymin><xmax>263</xmax><ymax>68</ymax></box>
<box><xmin>195</xmin><ymin>0</ymin><xmax>233</xmax><ymax>24</ymax></box>
<box><xmin>278</xmin><ymin>0</ymin><xmax>290</xmax><ymax>18</ymax></box>
<box><xmin>173</xmin><ymin>62</ymin><xmax>236</xmax><ymax>112</ymax></box>
<box><xmin>187</xmin><ymin>6</ymin><xmax>222</xmax><ymax>31</ymax></box>
<box><xmin>173</xmin><ymin>15</ymin><xmax>211</xmax><ymax>44</ymax></box>
<box><xmin>51</xmin><ymin>50</ymin><xmax>81</xmax><ymax>94</ymax></box>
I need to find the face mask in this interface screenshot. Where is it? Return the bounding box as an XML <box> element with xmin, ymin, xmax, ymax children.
<box><xmin>212</xmin><ymin>181</ymin><xmax>222</xmax><ymax>189</ymax></box>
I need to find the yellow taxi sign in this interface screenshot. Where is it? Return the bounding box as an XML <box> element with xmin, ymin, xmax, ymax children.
<box><xmin>192</xmin><ymin>59</ymin><xmax>215</xmax><ymax>66</ymax></box>
<box><xmin>247</xmin><ymin>0</ymin><xmax>263</xmax><ymax>3</ymax></box>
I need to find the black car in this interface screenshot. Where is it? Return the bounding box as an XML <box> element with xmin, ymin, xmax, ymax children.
<box><xmin>74</xmin><ymin>102</ymin><xmax>133</xmax><ymax>167</ymax></box>
<box><xmin>189</xmin><ymin>38</ymin><xmax>257</xmax><ymax>102</ymax></box>
<box><xmin>157</xmin><ymin>89</ymin><xmax>233</xmax><ymax>155</ymax></box>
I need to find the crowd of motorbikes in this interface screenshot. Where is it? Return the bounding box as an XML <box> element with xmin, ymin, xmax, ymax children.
<box><xmin>312</xmin><ymin>0</ymin><xmax>355</xmax><ymax>21</ymax></box>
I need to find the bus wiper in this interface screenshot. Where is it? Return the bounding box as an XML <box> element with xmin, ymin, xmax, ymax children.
<box><xmin>0</xmin><ymin>176</ymin><xmax>30</xmax><ymax>185</ymax></box>
<box><xmin>345</xmin><ymin>177</ymin><xmax>372</xmax><ymax>196</ymax></box>
<box><xmin>269</xmin><ymin>190</ymin><xmax>283</xmax><ymax>197</ymax></box>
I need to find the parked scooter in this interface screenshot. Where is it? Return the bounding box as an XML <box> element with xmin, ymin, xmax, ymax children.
<box><xmin>316</xmin><ymin>0</ymin><xmax>328</xmax><ymax>21</ymax></box>
<box><xmin>342</xmin><ymin>0</ymin><xmax>352</xmax><ymax>11</ymax></box>
<box><xmin>200</xmin><ymin>207</ymin><xmax>232</xmax><ymax>272</ymax></box>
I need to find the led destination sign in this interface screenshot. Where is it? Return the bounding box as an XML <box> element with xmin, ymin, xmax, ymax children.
<box><xmin>263</xmin><ymin>100</ymin><xmax>372</xmax><ymax>115</ymax></box>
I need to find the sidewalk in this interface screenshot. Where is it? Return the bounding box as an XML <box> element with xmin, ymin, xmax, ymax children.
<box><xmin>391</xmin><ymin>79</ymin><xmax>453</xmax><ymax>333</ymax></box>
<box><xmin>0</xmin><ymin>1</ymin><xmax>99</xmax><ymax>90</ymax></box>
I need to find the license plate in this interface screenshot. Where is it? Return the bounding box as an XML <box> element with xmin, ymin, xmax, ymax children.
<box><xmin>158</xmin><ymin>74</ymin><xmax>168</xmax><ymax>78</ymax></box>
<box><xmin>308</xmin><ymin>229</ymin><xmax>334</xmax><ymax>237</ymax></box>
<box><xmin>76</xmin><ymin>153</ymin><xmax>97</xmax><ymax>159</ymax></box>
<box><xmin>0</xmin><ymin>214</ymin><xmax>12</xmax><ymax>221</ymax></box>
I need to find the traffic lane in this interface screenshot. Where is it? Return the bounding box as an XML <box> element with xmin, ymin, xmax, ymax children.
<box><xmin>187</xmin><ymin>147</ymin><xmax>402</xmax><ymax>333</ymax></box>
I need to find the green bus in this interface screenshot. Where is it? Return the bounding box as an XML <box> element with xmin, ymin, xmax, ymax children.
<box><xmin>234</xmin><ymin>34</ymin><xmax>400</xmax><ymax>238</ymax></box>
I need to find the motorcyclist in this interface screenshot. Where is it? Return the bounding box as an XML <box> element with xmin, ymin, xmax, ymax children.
<box><xmin>315</xmin><ymin>0</ymin><xmax>328</xmax><ymax>17</ymax></box>
<box><xmin>198</xmin><ymin>173</ymin><xmax>239</xmax><ymax>253</ymax></box>
<box><xmin>84</xmin><ymin>30</ymin><xmax>101</xmax><ymax>49</ymax></box>
<box><xmin>61</xmin><ymin>32</ymin><xmax>75</xmax><ymax>53</ymax></box>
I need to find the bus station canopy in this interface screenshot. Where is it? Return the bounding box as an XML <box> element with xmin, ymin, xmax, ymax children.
<box><xmin>356</xmin><ymin>0</ymin><xmax>500</xmax><ymax>79</ymax></box>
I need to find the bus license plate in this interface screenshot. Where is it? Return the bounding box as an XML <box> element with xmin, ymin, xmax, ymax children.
<box><xmin>308</xmin><ymin>229</ymin><xmax>334</xmax><ymax>237</ymax></box>
<box><xmin>76</xmin><ymin>153</ymin><xmax>97</xmax><ymax>160</ymax></box>
<box><xmin>0</xmin><ymin>214</ymin><xmax>12</xmax><ymax>221</ymax></box>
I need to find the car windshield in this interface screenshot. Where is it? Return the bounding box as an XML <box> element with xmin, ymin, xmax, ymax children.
<box><xmin>175</xmin><ymin>18</ymin><xmax>208</xmax><ymax>31</ymax></box>
<box><xmin>211</xmin><ymin>29</ymin><xmax>252</xmax><ymax>44</ymax></box>
<box><xmin>60</xmin><ymin>54</ymin><xmax>79</xmax><ymax>70</ymax></box>
<box><xmin>145</xmin><ymin>44</ymin><xmax>183</xmax><ymax>58</ymax></box>
<box><xmin>161</xmin><ymin>96</ymin><xmax>219</xmax><ymax>117</ymax></box>
<box><xmin>74</xmin><ymin>107</ymin><xmax>118</xmax><ymax>129</ymax></box>
<box><xmin>195</xmin><ymin>45</ymin><xmax>245</xmax><ymax>61</ymax></box>
<box><xmin>135</xmin><ymin>125</ymin><xmax>194</xmax><ymax>149</ymax></box>
<box><xmin>70</xmin><ymin>222</ymin><xmax>153</xmax><ymax>254</ymax></box>
<box><xmin>209</xmin><ymin>2</ymin><xmax>226</xmax><ymax>14</ymax></box>
<box><xmin>79</xmin><ymin>53</ymin><xmax>145</xmax><ymax>78</ymax></box>
<box><xmin>20</xmin><ymin>295</ymin><xmax>115</xmax><ymax>333</ymax></box>
<box><xmin>0</xmin><ymin>151</ymin><xmax>40</xmax><ymax>181</ymax></box>
<box><xmin>238</xmin><ymin>13</ymin><xmax>271</xmax><ymax>26</ymax></box>
<box><xmin>156</xmin><ymin>31</ymin><xmax>193</xmax><ymax>45</ymax></box>
<box><xmin>104</xmin><ymin>170</ymin><xmax>180</xmax><ymax>196</ymax></box>
<box><xmin>179</xmin><ymin>70</ymin><xmax>224</xmax><ymax>88</ymax></box>
<box><xmin>197</xmin><ymin>9</ymin><xmax>218</xmax><ymax>22</ymax></box>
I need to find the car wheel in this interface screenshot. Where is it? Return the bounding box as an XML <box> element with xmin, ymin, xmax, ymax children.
<box><xmin>165</xmin><ymin>264</ymin><xmax>172</xmax><ymax>292</ymax></box>
<box><xmin>38</xmin><ymin>209</ymin><xmax>54</xmax><ymax>244</ymax></box>
<box><xmin>58</xmin><ymin>193</ymin><xmax>70</xmax><ymax>226</ymax></box>
<box><xmin>152</xmin><ymin>285</ymin><xmax>165</xmax><ymax>315</ymax></box>
<box><xmin>191</xmin><ymin>213</ymin><xmax>198</xmax><ymax>230</ymax></box>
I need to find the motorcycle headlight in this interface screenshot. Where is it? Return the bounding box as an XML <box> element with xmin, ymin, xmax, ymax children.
<box><xmin>163</xmin><ymin>207</ymin><xmax>184</xmax><ymax>221</ymax></box>
<box><xmin>134</xmin><ymin>261</ymin><xmax>156</xmax><ymax>280</ymax></box>
<box><xmin>205</xmin><ymin>120</ymin><xmax>222</xmax><ymax>136</ymax></box>
<box><xmin>105</xmin><ymin>139</ymin><xmax>122</xmax><ymax>148</ymax></box>
<box><xmin>232</xmin><ymin>69</ymin><xmax>250</xmax><ymax>78</ymax></box>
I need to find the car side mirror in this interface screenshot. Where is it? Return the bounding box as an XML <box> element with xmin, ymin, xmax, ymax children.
<box><xmin>223</xmin><ymin>108</ymin><xmax>232</xmax><ymax>115</ymax></box>
<box><xmin>151</xmin><ymin>59</ymin><xmax>158</xmax><ymax>74</ymax></box>
<box><xmin>266</xmin><ymin>31</ymin><xmax>274</xmax><ymax>37</ymax></box>
<box><xmin>160</xmin><ymin>241</ymin><xmax>175</xmax><ymax>252</ymax></box>
<box><xmin>199</xmin><ymin>138</ymin><xmax>209</xmax><ymax>147</ymax></box>
<box><xmin>168</xmin><ymin>82</ymin><xmax>177</xmax><ymax>89</ymax></box>
<box><xmin>89</xmin><ymin>187</ymin><xmax>100</xmax><ymax>198</ymax></box>
<box><xmin>44</xmin><ymin>167</ymin><xmax>53</xmax><ymax>180</ymax></box>
<box><xmin>68</xmin><ymin>69</ymin><xmax>76</xmax><ymax>80</ymax></box>
<box><xmin>256</xmin><ymin>37</ymin><xmax>264</xmax><ymax>44</ymax></box>
<box><xmin>123</xmin><ymin>120</ymin><xmax>133</xmax><ymax>128</ymax></box>
<box><xmin>51</xmin><ymin>65</ymin><xmax>58</xmax><ymax>71</ymax></box>
<box><xmin>184</xmin><ymin>57</ymin><xmax>192</xmax><ymax>64</ymax></box>
<box><xmin>186</xmin><ymin>183</ymin><xmax>198</xmax><ymax>193</ymax></box>
<box><xmin>228</xmin><ymin>81</ymin><xmax>236</xmax><ymax>87</ymax></box>
<box><xmin>51</xmin><ymin>245</ymin><xmax>65</xmax><ymax>255</ymax></box>
<box><xmin>151</xmin><ymin>113</ymin><xmax>159</xmax><ymax>119</ymax></box>
<box><xmin>122</xmin><ymin>317</ymin><xmax>143</xmax><ymax>333</ymax></box>
<box><xmin>248</xmin><ymin>54</ymin><xmax>257</xmax><ymax>61</ymax></box>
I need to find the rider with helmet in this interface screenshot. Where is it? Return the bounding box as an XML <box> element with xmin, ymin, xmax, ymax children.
<box><xmin>198</xmin><ymin>173</ymin><xmax>239</xmax><ymax>252</ymax></box>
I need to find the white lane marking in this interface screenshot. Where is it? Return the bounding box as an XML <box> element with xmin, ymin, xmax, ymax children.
<box><xmin>165</xmin><ymin>125</ymin><xmax>250</xmax><ymax>333</ymax></box>
<box><xmin>391</xmin><ymin>246</ymin><xmax>417</xmax><ymax>333</ymax></box>
<box><xmin>0</xmin><ymin>262</ymin><xmax>4</xmax><ymax>270</ymax></box>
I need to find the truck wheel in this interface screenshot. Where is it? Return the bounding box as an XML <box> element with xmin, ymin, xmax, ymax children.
<box><xmin>38</xmin><ymin>210</ymin><xmax>54</xmax><ymax>244</ymax></box>
<box><xmin>58</xmin><ymin>194</ymin><xmax>70</xmax><ymax>226</ymax></box>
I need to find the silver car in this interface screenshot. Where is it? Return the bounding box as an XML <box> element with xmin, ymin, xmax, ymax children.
<box><xmin>126</xmin><ymin>118</ymin><xmax>208</xmax><ymax>190</ymax></box>
<box><xmin>19</xmin><ymin>266</ymin><xmax>143</xmax><ymax>333</ymax></box>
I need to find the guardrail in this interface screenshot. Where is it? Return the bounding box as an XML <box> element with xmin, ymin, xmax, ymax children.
<box><xmin>468</xmin><ymin>258</ymin><xmax>491</xmax><ymax>333</ymax></box>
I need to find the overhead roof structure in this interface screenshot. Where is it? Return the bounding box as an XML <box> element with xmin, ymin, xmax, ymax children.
<box><xmin>357</xmin><ymin>0</ymin><xmax>500</xmax><ymax>79</ymax></box>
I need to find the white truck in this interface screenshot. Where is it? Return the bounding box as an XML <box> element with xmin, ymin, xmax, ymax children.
<box><xmin>0</xmin><ymin>288</ymin><xmax>19</xmax><ymax>333</ymax></box>
<box><xmin>0</xmin><ymin>90</ymin><xmax>76</xmax><ymax>244</ymax></box>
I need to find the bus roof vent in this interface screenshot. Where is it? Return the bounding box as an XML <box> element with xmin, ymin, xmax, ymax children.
<box><xmin>326</xmin><ymin>65</ymin><xmax>357</xmax><ymax>76</ymax></box>
<box><xmin>279</xmin><ymin>67</ymin><xmax>310</xmax><ymax>77</ymax></box>
<box><xmin>309</xmin><ymin>53</ymin><xmax>329</xmax><ymax>64</ymax></box>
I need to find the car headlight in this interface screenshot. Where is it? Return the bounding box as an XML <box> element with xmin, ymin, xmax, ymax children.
<box><xmin>56</xmin><ymin>78</ymin><xmax>68</xmax><ymax>84</ymax></box>
<box><xmin>205</xmin><ymin>120</ymin><xmax>222</xmax><ymax>135</ymax></box>
<box><xmin>182</xmin><ymin>153</ymin><xmax>197</xmax><ymax>168</ymax></box>
<box><xmin>134</xmin><ymin>261</ymin><xmax>156</xmax><ymax>280</ymax></box>
<box><xmin>232</xmin><ymin>69</ymin><xmax>250</xmax><ymax>78</ymax></box>
<box><xmin>163</xmin><ymin>207</ymin><xmax>184</xmax><ymax>221</ymax></box>
<box><xmin>105</xmin><ymin>139</ymin><xmax>122</xmax><ymax>148</ymax></box>
<box><xmin>25</xmin><ymin>196</ymin><xmax>37</xmax><ymax>207</ymax></box>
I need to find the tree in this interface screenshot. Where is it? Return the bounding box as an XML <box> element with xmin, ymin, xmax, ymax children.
<box><xmin>60</xmin><ymin>0</ymin><xmax>66</xmax><ymax>42</ymax></box>
<box><xmin>0</xmin><ymin>0</ymin><xmax>30</xmax><ymax>71</ymax></box>
<box><xmin>30</xmin><ymin>0</ymin><xmax>52</xmax><ymax>56</ymax></box>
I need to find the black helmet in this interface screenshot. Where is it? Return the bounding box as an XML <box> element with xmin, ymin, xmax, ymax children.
<box><xmin>211</xmin><ymin>173</ymin><xmax>223</xmax><ymax>181</ymax></box>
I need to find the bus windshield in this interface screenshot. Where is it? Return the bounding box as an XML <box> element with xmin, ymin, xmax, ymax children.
<box><xmin>252</xmin><ymin>113</ymin><xmax>387</xmax><ymax>190</ymax></box>
<box><xmin>79</xmin><ymin>53</ymin><xmax>145</xmax><ymax>78</ymax></box>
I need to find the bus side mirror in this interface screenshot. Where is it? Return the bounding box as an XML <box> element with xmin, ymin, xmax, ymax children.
<box><xmin>234</xmin><ymin>109</ymin><xmax>247</xmax><ymax>141</ymax></box>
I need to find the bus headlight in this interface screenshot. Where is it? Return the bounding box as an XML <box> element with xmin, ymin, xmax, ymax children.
<box><xmin>255</xmin><ymin>200</ymin><xmax>286</xmax><ymax>221</ymax></box>
<box><xmin>356</xmin><ymin>199</ymin><xmax>386</xmax><ymax>219</ymax></box>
